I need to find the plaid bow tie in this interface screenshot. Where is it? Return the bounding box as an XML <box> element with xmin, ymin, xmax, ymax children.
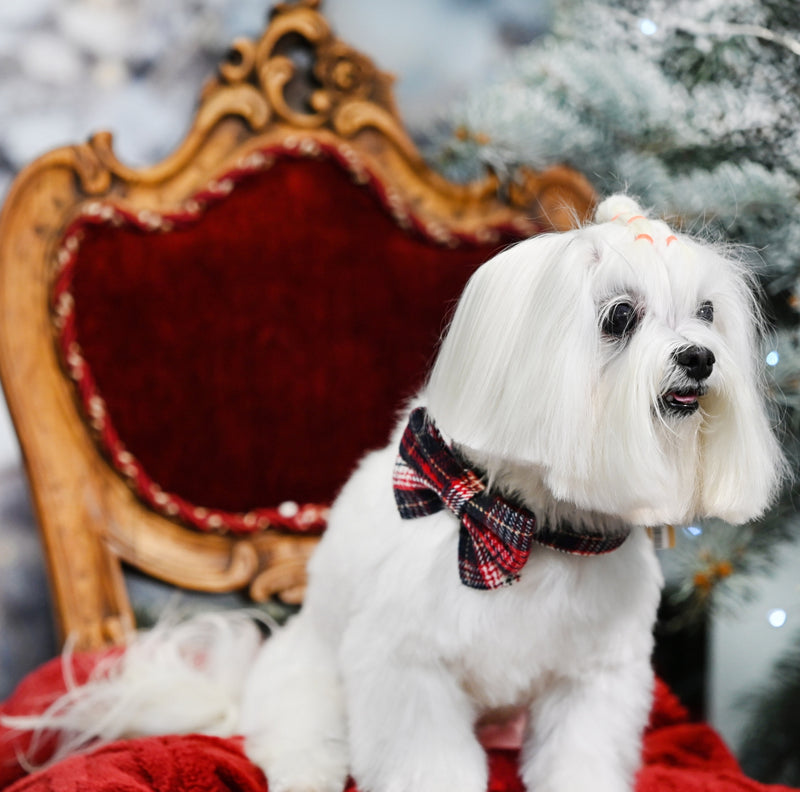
<box><xmin>393</xmin><ymin>407</ymin><xmax>630</xmax><ymax>590</ymax></box>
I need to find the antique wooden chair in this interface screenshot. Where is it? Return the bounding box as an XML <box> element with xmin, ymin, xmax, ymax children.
<box><xmin>0</xmin><ymin>0</ymin><xmax>594</xmax><ymax>655</ymax></box>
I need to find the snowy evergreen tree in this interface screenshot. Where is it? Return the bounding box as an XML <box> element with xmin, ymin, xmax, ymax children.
<box><xmin>428</xmin><ymin>0</ymin><xmax>800</xmax><ymax>619</ymax></box>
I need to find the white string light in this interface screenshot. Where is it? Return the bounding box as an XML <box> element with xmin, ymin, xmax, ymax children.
<box><xmin>639</xmin><ymin>18</ymin><xmax>658</xmax><ymax>36</ymax></box>
<box><xmin>767</xmin><ymin>608</ymin><xmax>788</xmax><ymax>628</ymax></box>
<box><xmin>683</xmin><ymin>525</ymin><xmax>703</xmax><ymax>537</ymax></box>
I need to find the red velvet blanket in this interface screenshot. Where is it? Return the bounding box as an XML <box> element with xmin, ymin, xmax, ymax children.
<box><xmin>1</xmin><ymin>655</ymin><xmax>795</xmax><ymax>792</ymax></box>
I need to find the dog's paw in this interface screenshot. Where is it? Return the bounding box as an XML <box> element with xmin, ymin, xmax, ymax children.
<box><xmin>247</xmin><ymin>740</ymin><xmax>349</xmax><ymax>792</ymax></box>
<box><xmin>523</xmin><ymin>766</ymin><xmax>633</xmax><ymax>792</ymax></box>
<box><xmin>266</xmin><ymin>767</ymin><xmax>346</xmax><ymax>792</ymax></box>
<box><xmin>350</xmin><ymin>739</ymin><xmax>488</xmax><ymax>792</ymax></box>
<box><xmin>355</xmin><ymin>763</ymin><xmax>488</xmax><ymax>792</ymax></box>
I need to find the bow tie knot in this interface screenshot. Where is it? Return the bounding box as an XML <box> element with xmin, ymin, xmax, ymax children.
<box><xmin>440</xmin><ymin>472</ymin><xmax>484</xmax><ymax>515</ymax></box>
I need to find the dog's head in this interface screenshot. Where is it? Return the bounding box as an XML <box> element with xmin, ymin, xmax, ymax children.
<box><xmin>425</xmin><ymin>195</ymin><xmax>785</xmax><ymax>527</ymax></box>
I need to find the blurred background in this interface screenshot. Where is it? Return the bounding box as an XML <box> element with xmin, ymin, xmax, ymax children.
<box><xmin>1</xmin><ymin>0</ymin><xmax>799</xmax><ymax>784</ymax></box>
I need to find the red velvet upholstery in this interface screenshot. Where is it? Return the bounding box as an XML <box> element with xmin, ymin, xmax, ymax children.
<box><xmin>1</xmin><ymin>659</ymin><xmax>796</xmax><ymax>792</ymax></box>
<box><xmin>54</xmin><ymin>147</ymin><xmax>525</xmax><ymax>533</ymax></box>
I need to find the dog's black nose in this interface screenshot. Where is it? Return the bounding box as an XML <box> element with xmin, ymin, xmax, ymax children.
<box><xmin>675</xmin><ymin>345</ymin><xmax>715</xmax><ymax>381</ymax></box>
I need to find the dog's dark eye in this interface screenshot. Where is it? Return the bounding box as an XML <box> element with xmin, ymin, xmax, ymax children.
<box><xmin>602</xmin><ymin>301</ymin><xmax>639</xmax><ymax>338</ymax></box>
<box><xmin>697</xmin><ymin>300</ymin><xmax>714</xmax><ymax>323</ymax></box>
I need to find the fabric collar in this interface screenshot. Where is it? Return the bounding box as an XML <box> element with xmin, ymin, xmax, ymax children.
<box><xmin>392</xmin><ymin>407</ymin><xmax>631</xmax><ymax>590</ymax></box>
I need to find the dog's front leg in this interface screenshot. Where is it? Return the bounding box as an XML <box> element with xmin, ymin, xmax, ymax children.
<box><xmin>521</xmin><ymin>664</ymin><xmax>654</xmax><ymax>792</ymax></box>
<box><xmin>341</xmin><ymin>648</ymin><xmax>488</xmax><ymax>792</ymax></box>
<box><xmin>240</xmin><ymin>617</ymin><xmax>349</xmax><ymax>792</ymax></box>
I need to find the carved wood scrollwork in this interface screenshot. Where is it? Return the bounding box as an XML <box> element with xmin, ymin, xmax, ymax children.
<box><xmin>212</xmin><ymin>0</ymin><xmax>416</xmax><ymax>160</ymax></box>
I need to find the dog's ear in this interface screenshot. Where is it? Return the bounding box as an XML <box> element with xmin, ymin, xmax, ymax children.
<box><xmin>697</xmin><ymin>261</ymin><xmax>787</xmax><ymax>523</ymax></box>
<box><xmin>425</xmin><ymin>233</ymin><xmax>600</xmax><ymax>481</ymax></box>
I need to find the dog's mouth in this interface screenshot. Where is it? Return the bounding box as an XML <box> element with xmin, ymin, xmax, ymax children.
<box><xmin>660</xmin><ymin>387</ymin><xmax>706</xmax><ymax>416</ymax></box>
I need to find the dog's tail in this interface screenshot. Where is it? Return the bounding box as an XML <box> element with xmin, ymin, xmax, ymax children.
<box><xmin>2</xmin><ymin>610</ymin><xmax>265</xmax><ymax>769</ymax></box>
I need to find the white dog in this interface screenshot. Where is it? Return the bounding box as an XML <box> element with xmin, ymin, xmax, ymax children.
<box><xmin>236</xmin><ymin>195</ymin><xmax>784</xmax><ymax>792</ymax></box>
<box><xmin>7</xmin><ymin>196</ymin><xmax>785</xmax><ymax>792</ymax></box>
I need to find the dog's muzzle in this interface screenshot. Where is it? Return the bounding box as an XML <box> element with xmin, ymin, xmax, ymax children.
<box><xmin>660</xmin><ymin>345</ymin><xmax>715</xmax><ymax>416</ymax></box>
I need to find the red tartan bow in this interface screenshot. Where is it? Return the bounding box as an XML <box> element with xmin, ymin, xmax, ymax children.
<box><xmin>393</xmin><ymin>407</ymin><xmax>630</xmax><ymax>590</ymax></box>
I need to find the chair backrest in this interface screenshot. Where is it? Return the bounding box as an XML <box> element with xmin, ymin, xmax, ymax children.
<box><xmin>0</xmin><ymin>0</ymin><xmax>595</xmax><ymax>650</ymax></box>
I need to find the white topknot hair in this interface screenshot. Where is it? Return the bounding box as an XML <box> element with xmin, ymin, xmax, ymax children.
<box><xmin>594</xmin><ymin>195</ymin><xmax>644</xmax><ymax>224</ymax></box>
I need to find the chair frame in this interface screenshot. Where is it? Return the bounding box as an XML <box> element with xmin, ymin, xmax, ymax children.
<box><xmin>0</xmin><ymin>0</ymin><xmax>595</xmax><ymax>650</ymax></box>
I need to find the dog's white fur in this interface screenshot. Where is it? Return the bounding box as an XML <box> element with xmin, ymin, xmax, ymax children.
<box><xmin>236</xmin><ymin>195</ymin><xmax>784</xmax><ymax>792</ymax></box>
<box><xmin>6</xmin><ymin>196</ymin><xmax>785</xmax><ymax>792</ymax></box>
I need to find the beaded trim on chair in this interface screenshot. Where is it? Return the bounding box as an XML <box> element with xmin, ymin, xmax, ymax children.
<box><xmin>50</xmin><ymin>138</ymin><xmax>529</xmax><ymax>536</ymax></box>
